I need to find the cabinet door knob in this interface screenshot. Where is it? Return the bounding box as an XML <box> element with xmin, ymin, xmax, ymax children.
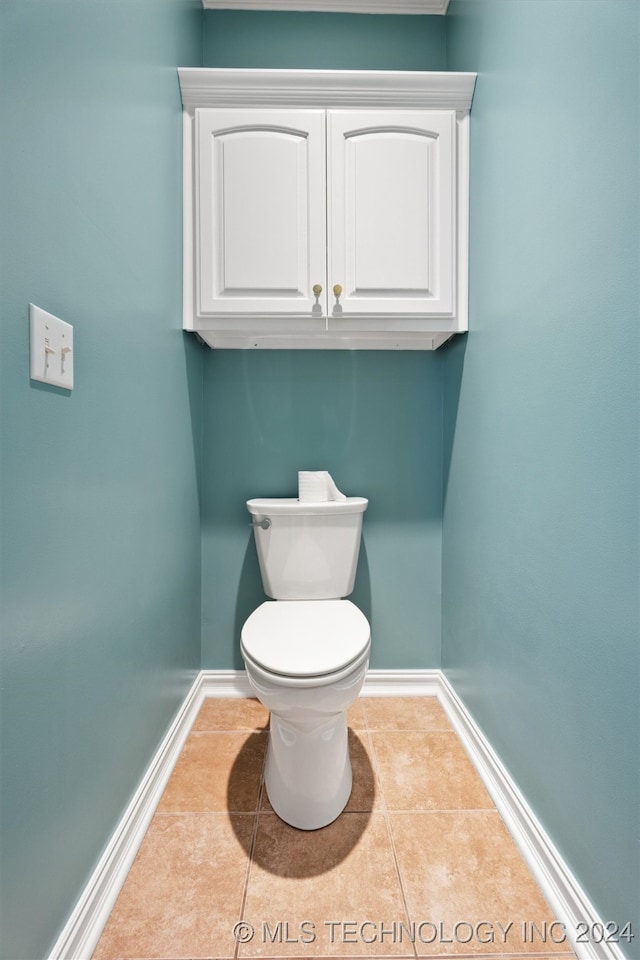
<box><xmin>311</xmin><ymin>283</ymin><xmax>324</xmax><ymax>316</ymax></box>
<box><xmin>332</xmin><ymin>284</ymin><xmax>343</xmax><ymax>316</ymax></box>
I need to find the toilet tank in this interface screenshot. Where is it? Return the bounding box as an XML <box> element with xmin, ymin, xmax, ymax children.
<box><xmin>247</xmin><ymin>497</ymin><xmax>368</xmax><ymax>600</ymax></box>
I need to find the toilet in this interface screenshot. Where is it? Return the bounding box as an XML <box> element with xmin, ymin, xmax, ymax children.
<box><xmin>241</xmin><ymin>495</ymin><xmax>370</xmax><ymax>830</ymax></box>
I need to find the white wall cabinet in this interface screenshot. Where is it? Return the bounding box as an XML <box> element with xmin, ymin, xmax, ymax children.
<box><xmin>328</xmin><ymin>109</ymin><xmax>454</xmax><ymax>327</ymax></box>
<box><xmin>179</xmin><ymin>69</ymin><xmax>476</xmax><ymax>350</ymax></box>
<box><xmin>196</xmin><ymin>108</ymin><xmax>327</xmax><ymax>327</ymax></box>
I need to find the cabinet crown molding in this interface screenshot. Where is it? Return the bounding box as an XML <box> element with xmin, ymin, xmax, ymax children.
<box><xmin>177</xmin><ymin>67</ymin><xmax>476</xmax><ymax>113</ymax></box>
<box><xmin>201</xmin><ymin>0</ymin><xmax>450</xmax><ymax>12</ymax></box>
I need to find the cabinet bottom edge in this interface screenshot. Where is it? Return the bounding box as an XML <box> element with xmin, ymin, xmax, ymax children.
<box><xmin>191</xmin><ymin>331</ymin><xmax>464</xmax><ymax>350</ymax></box>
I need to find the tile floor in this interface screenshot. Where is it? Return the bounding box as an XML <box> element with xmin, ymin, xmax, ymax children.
<box><xmin>92</xmin><ymin>697</ymin><xmax>576</xmax><ymax>960</ymax></box>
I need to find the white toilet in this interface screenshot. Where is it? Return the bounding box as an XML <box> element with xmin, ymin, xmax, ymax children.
<box><xmin>241</xmin><ymin>495</ymin><xmax>370</xmax><ymax>830</ymax></box>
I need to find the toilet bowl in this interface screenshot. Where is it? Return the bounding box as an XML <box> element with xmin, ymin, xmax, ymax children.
<box><xmin>241</xmin><ymin>496</ymin><xmax>370</xmax><ymax>830</ymax></box>
<box><xmin>242</xmin><ymin>599</ymin><xmax>370</xmax><ymax>830</ymax></box>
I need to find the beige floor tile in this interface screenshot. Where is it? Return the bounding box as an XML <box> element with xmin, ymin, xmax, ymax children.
<box><xmin>157</xmin><ymin>731</ymin><xmax>266</xmax><ymax>813</ymax></box>
<box><xmin>92</xmin><ymin>813</ymin><xmax>254</xmax><ymax>960</ymax></box>
<box><xmin>193</xmin><ymin>697</ymin><xmax>270</xmax><ymax>732</ymax></box>
<box><xmin>389</xmin><ymin>811</ymin><xmax>569</xmax><ymax>956</ymax></box>
<box><xmin>372</xmin><ymin>731</ymin><xmax>494</xmax><ymax>811</ymax></box>
<box><xmin>92</xmin><ymin>697</ymin><xmax>577</xmax><ymax>960</ymax></box>
<box><xmin>363</xmin><ymin>697</ymin><xmax>452</xmax><ymax>732</ymax></box>
<box><xmin>239</xmin><ymin>813</ymin><xmax>413</xmax><ymax>957</ymax></box>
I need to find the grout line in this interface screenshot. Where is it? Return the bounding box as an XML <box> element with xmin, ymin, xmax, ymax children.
<box><xmin>234</xmin><ymin>727</ymin><xmax>269</xmax><ymax>960</ymax></box>
<box><xmin>365</xmin><ymin>728</ymin><xmax>455</xmax><ymax>734</ymax></box>
<box><xmin>188</xmin><ymin>728</ymin><xmax>270</xmax><ymax>735</ymax></box>
<box><xmin>364</xmin><ymin>723</ymin><xmax>419</xmax><ymax>960</ymax></box>
<box><xmin>153</xmin><ymin>810</ymin><xmax>257</xmax><ymax>817</ymax></box>
<box><xmin>367</xmin><ymin>728</ymin><xmax>464</xmax><ymax>734</ymax></box>
<box><xmin>378</xmin><ymin>807</ymin><xmax>498</xmax><ymax>814</ymax></box>
<box><xmin>412</xmin><ymin>955</ymin><xmax>576</xmax><ymax>960</ymax></box>
<box><xmin>108</xmin><ymin>955</ymin><xmax>576</xmax><ymax>960</ymax></box>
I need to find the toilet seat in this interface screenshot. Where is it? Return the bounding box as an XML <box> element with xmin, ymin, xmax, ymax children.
<box><xmin>241</xmin><ymin>600</ymin><xmax>370</xmax><ymax>679</ymax></box>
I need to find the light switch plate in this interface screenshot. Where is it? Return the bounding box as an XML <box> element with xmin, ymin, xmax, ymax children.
<box><xmin>30</xmin><ymin>304</ymin><xmax>74</xmax><ymax>390</ymax></box>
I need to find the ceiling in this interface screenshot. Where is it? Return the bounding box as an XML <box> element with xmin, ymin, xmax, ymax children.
<box><xmin>201</xmin><ymin>0</ymin><xmax>450</xmax><ymax>14</ymax></box>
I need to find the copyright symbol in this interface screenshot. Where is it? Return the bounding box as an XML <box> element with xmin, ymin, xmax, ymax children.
<box><xmin>232</xmin><ymin>921</ymin><xmax>254</xmax><ymax>943</ymax></box>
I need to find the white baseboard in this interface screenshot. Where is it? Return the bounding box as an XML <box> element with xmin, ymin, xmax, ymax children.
<box><xmin>200</xmin><ymin>668</ymin><xmax>253</xmax><ymax>697</ymax></box>
<box><xmin>196</xmin><ymin>667</ymin><xmax>442</xmax><ymax>698</ymax></box>
<box><xmin>362</xmin><ymin>667</ymin><xmax>441</xmax><ymax>696</ymax></box>
<box><xmin>48</xmin><ymin>668</ymin><xmax>626</xmax><ymax>960</ymax></box>
<box><xmin>436</xmin><ymin>674</ymin><xmax>627</xmax><ymax>960</ymax></box>
<box><xmin>47</xmin><ymin>676</ymin><xmax>205</xmax><ymax>960</ymax></box>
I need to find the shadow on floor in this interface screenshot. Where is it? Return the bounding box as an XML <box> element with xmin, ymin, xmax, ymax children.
<box><xmin>227</xmin><ymin>729</ymin><xmax>374</xmax><ymax>877</ymax></box>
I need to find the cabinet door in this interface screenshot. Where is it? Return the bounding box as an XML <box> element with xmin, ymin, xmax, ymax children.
<box><xmin>328</xmin><ymin>110</ymin><xmax>455</xmax><ymax>326</ymax></box>
<box><xmin>196</xmin><ymin>109</ymin><xmax>327</xmax><ymax>320</ymax></box>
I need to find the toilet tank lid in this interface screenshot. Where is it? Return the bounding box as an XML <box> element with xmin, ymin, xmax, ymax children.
<box><xmin>247</xmin><ymin>497</ymin><xmax>368</xmax><ymax>516</ymax></box>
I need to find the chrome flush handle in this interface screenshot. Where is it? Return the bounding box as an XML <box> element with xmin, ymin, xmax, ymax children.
<box><xmin>249</xmin><ymin>517</ymin><xmax>271</xmax><ymax>530</ymax></box>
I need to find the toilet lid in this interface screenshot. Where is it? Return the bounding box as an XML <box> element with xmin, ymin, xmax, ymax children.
<box><xmin>241</xmin><ymin>600</ymin><xmax>370</xmax><ymax>678</ymax></box>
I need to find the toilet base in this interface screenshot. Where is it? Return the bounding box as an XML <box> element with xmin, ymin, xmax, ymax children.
<box><xmin>242</xmin><ymin>647</ymin><xmax>370</xmax><ymax>831</ymax></box>
<box><xmin>265</xmin><ymin>710</ymin><xmax>352</xmax><ymax>830</ymax></box>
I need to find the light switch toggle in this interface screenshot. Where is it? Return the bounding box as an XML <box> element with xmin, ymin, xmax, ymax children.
<box><xmin>61</xmin><ymin>344</ymin><xmax>72</xmax><ymax>374</ymax></box>
<box><xmin>30</xmin><ymin>304</ymin><xmax>74</xmax><ymax>390</ymax></box>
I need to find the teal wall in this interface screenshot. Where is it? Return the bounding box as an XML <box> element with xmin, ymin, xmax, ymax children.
<box><xmin>200</xmin><ymin>11</ymin><xmax>448</xmax><ymax>670</ymax></box>
<box><xmin>0</xmin><ymin>2</ymin><xmax>203</xmax><ymax>958</ymax></box>
<box><xmin>443</xmin><ymin>0</ymin><xmax>639</xmax><ymax>951</ymax></box>
<box><xmin>202</xmin><ymin>351</ymin><xmax>443</xmax><ymax>668</ymax></box>
<box><xmin>203</xmin><ymin>9</ymin><xmax>445</xmax><ymax>69</ymax></box>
